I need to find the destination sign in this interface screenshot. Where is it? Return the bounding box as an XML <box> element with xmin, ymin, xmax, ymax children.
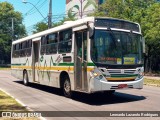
<box><xmin>95</xmin><ymin>18</ymin><xmax>140</xmax><ymax>32</ymax></box>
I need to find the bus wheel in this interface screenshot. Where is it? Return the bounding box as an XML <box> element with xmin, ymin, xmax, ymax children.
<box><xmin>23</xmin><ymin>71</ymin><xmax>29</xmax><ymax>86</ymax></box>
<box><xmin>63</xmin><ymin>77</ymin><xmax>72</xmax><ymax>98</ymax></box>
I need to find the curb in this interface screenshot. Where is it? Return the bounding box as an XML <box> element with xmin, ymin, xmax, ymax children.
<box><xmin>0</xmin><ymin>88</ymin><xmax>46</xmax><ymax>120</ymax></box>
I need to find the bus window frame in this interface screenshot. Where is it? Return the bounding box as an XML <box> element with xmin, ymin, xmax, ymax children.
<box><xmin>58</xmin><ymin>28</ymin><xmax>72</xmax><ymax>54</ymax></box>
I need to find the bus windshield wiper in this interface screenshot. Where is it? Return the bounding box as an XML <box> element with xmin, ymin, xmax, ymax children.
<box><xmin>107</xmin><ymin>28</ymin><xmax>117</xmax><ymax>48</ymax></box>
<box><xmin>127</xmin><ymin>31</ymin><xmax>133</xmax><ymax>50</ymax></box>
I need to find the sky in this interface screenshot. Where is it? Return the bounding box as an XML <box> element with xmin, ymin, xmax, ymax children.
<box><xmin>0</xmin><ymin>0</ymin><xmax>66</xmax><ymax>33</ymax></box>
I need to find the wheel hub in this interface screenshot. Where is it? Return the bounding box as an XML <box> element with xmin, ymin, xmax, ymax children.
<box><xmin>64</xmin><ymin>81</ymin><xmax>70</xmax><ymax>93</ymax></box>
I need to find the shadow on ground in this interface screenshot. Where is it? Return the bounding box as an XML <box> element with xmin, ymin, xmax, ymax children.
<box><xmin>14</xmin><ymin>80</ymin><xmax>146</xmax><ymax>106</ymax></box>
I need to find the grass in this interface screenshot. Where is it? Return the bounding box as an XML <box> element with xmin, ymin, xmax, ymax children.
<box><xmin>0</xmin><ymin>90</ymin><xmax>39</xmax><ymax>120</ymax></box>
<box><xmin>144</xmin><ymin>78</ymin><xmax>160</xmax><ymax>87</ymax></box>
<box><xmin>0</xmin><ymin>90</ymin><xmax>26</xmax><ymax>111</ymax></box>
<box><xmin>0</xmin><ymin>67</ymin><xmax>10</xmax><ymax>70</ymax></box>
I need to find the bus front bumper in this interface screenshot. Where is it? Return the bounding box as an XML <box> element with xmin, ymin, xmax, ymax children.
<box><xmin>90</xmin><ymin>76</ymin><xmax>144</xmax><ymax>92</ymax></box>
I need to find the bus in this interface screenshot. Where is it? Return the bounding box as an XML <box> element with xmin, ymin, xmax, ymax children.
<box><xmin>11</xmin><ymin>17</ymin><xmax>145</xmax><ymax>97</ymax></box>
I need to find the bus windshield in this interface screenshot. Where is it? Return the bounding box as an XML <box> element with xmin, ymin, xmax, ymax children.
<box><xmin>91</xmin><ymin>29</ymin><xmax>143</xmax><ymax>65</ymax></box>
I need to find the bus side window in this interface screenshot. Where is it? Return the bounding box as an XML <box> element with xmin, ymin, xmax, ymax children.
<box><xmin>12</xmin><ymin>44</ymin><xmax>16</xmax><ymax>58</ymax></box>
<box><xmin>27</xmin><ymin>40</ymin><xmax>32</xmax><ymax>56</ymax></box>
<box><xmin>26</xmin><ymin>40</ymin><xmax>32</xmax><ymax>57</ymax></box>
<box><xmin>19</xmin><ymin>42</ymin><xmax>22</xmax><ymax>57</ymax></box>
<box><xmin>58</xmin><ymin>29</ymin><xmax>72</xmax><ymax>53</ymax></box>
<box><xmin>41</xmin><ymin>36</ymin><xmax>46</xmax><ymax>55</ymax></box>
<box><xmin>21</xmin><ymin>41</ymin><xmax>27</xmax><ymax>57</ymax></box>
<box><xmin>46</xmin><ymin>33</ymin><xmax>58</xmax><ymax>54</ymax></box>
<box><xmin>15</xmin><ymin>43</ymin><xmax>20</xmax><ymax>58</ymax></box>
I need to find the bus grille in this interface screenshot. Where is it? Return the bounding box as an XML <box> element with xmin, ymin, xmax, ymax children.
<box><xmin>105</xmin><ymin>69</ymin><xmax>137</xmax><ymax>82</ymax></box>
<box><xmin>107</xmin><ymin>69</ymin><xmax>136</xmax><ymax>74</ymax></box>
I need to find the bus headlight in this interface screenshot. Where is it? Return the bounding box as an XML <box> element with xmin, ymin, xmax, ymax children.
<box><xmin>90</xmin><ymin>71</ymin><xmax>99</xmax><ymax>77</ymax></box>
<box><xmin>136</xmin><ymin>67</ymin><xmax>144</xmax><ymax>79</ymax></box>
<box><xmin>138</xmin><ymin>72</ymin><xmax>144</xmax><ymax>78</ymax></box>
<box><xmin>90</xmin><ymin>68</ymin><xmax>105</xmax><ymax>80</ymax></box>
<box><xmin>139</xmin><ymin>72</ymin><xmax>144</xmax><ymax>76</ymax></box>
<box><xmin>93</xmin><ymin>72</ymin><xmax>98</xmax><ymax>77</ymax></box>
<box><xmin>90</xmin><ymin>71</ymin><xmax>104</xmax><ymax>80</ymax></box>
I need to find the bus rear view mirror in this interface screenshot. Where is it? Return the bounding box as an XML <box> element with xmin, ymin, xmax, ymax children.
<box><xmin>87</xmin><ymin>21</ymin><xmax>94</xmax><ymax>38</ymax></box>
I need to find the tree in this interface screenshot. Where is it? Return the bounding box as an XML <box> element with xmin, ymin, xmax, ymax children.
<box><xmin>0</xmin><ymin>2</ymin><xmax>26</xmax><ymax>64</ymax></box>
<box><xmin>92</xmin><ymin>0</ymin><xmax>160</xmax><ymax>72</ymax></box>
<box><xmin>32</xmin><ymin>17</ymin><xmax>76</xmax><ymax>33</ymax></box>
<box><xmin>93</xmin><ymin>0</ymin><xmax>155</xmax><ymax>22</ymax></box>
<box><xmin>53</xmin><ymin>17</ymin><xmax>76</xmax><ymax>27</ymax></box>
<box><xmin>141</xmin><ymin>3</ymin><xmax>160</xmax><ymax>72</ymax></box>
<box><xmin>32</xmin><ymin>22</ymin><xmax>48</xmax><ymax>34</ymax></box>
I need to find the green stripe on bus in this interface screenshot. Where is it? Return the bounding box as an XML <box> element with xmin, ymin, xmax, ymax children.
<box><xmin>58</xmin><ymin>63</ymin><xmax>74</xmax><ymax>66</ymax></box>
<box><xmin>87</xmin><ymin>62</ymin><xmax>95</xmax><ymax>66</ymax></box>
<box><xmin>11</xmin><ymin>63</ymin><xmax>26</xmax><ymax>66</ymax></box>
<box><xmin>11</xmin><ymin>62</ymin><xmax>95</xmax><ymax>67</ymax></box>
<box><xmin>110</xmin><ymin>74</ymin><xmax>138</xmax><ymax>78</ymax></box>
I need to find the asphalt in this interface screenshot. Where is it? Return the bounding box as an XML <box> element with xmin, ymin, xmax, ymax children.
<box><xmin>0</xmin><ymin>70</ymin><xmax>160</xmax><ymax>120</ymax></box>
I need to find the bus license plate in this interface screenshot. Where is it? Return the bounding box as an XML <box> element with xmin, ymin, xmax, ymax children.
<box><xmin>118</xmin><ymin>84</ymin><xmax>128</xmax><ymax>89</ymax></box>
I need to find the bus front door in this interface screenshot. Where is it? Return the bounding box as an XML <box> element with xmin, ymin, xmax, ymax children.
<box><xmin>32</xmin><ymin>40</ymin><xmax>40</xmax><ymax>82</ymax></box>
<box><xmin>75</xmin><ymin>30</ymin><xmax>88</xmax><ymax>91</ymax></box>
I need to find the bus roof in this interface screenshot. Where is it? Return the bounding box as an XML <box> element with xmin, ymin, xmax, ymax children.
<box><xmin>12</xmin><ymin>17</ymin><xmax>140</xmax><ymax>44</ymax></box>
<box><xmin>12</xmin><ymin>17</ymin><xmax>95</xmax><ymax>44</ymax></box>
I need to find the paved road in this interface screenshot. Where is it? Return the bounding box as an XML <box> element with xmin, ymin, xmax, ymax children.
<box><xmin>0</xmin><ymin>70</ymin><xmax>160</xmax><ymax>120</ymax></box>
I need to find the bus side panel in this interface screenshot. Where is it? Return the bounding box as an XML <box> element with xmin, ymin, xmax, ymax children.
<box><xmin>26</xmin><ymin>56</ymin><xmax>33</xmax><ymax>83</ymax></box>
<box><xmin>38</xmin><ymin>53</ymin><xmax>75</xmax><ymax>89</ymax></box>
<box><xmin>11</xmin><ymin>56</ymin><xmax>33</xmax><ymax>81</ymax></box>
<box><xmin>38</xmin><ymin>54</ymin><xmax>60</xmax><ymax>87</ymax></box>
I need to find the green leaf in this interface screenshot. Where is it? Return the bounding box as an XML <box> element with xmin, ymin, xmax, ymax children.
<box><xmin>68</xmin><ymin>5</ymin><xmax>80</xmax><ymax>19</ymax></box>
<box><xmin>83</xmin><ymin>0</ymin><xmax>97</xmax><ymax>12</ymax></box>
<box><xmin>68</xmin><ymin>7</ymin><xmax>75</xmax><ymax>19</ymax></box>
<box><xmin>73</xmin><ymin>5</ymin><xmax>80</xmax><ymax>10</ymax></box>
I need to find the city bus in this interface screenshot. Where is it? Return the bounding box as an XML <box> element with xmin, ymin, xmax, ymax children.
<box><xmin>11</xmin><ymin>17</ymin><xmax>145</xmax><ymax>97</ymax></box>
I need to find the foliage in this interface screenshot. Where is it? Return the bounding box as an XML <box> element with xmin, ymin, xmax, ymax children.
<box><xmin>0</xmin><ymin>2</ymin><xmax>26</xmax><ymax>64</ymax></box>
<box><xmin>33</xmin><ymin>22</ymin><xmax>48</xmax><ymax>34</ymax></box>
<box><xmin>142</xmin><ymin>3</ymin><xmax>160</xmax><ymax>46</ymax></box>
<box><xmin>32</xmin><ymin>17</ymin><xmax>76</xmax><ymax>33</ymax></box>
<box><xmin>141</xmin><ymin>3</ymin><xmax>160</xmax><ymax>72</ymax></box>
<box><xmin>93</xmin><ymin>0</ymin><xmax>155</xmax><ymax>21</ymax></box>
<box><xmin>53</xmin><ymin>17</ymin><xmax>76</xmax><ymax>27</ymax></box>
<box><xmin>92</xmin><ymin>0</ymin><xmax>160</xmax><ymax>72</ymax></box>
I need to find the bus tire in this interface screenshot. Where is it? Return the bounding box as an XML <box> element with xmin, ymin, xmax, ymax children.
<box><xmin>63</xmin><ymin>77</ymin><xmax>72</xmax><ymax>98</ymax></box>
<box><xmin>23</xmin><ymin>71</ymin><xmax>29</xmax><ymax>86</ymax></box>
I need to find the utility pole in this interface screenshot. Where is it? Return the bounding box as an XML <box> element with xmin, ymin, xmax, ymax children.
<box><xmin>80</xmin><ymin>0</ymin><xmax>83</xmax><ymax>19</ymax></box>
<box><xmin>98</xmin><ymin>0</ymin><xmax>100</xmax><ymax>12</ymax></box>
<box><xmin>11</xmin><ymin>18</ymin><xmax>14</xmax><ymax>41</ymax></box>
<box><xmin>48</xmin><ymin>0</ymin><xmax>52</xmax><ymax>28</ymax></box>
